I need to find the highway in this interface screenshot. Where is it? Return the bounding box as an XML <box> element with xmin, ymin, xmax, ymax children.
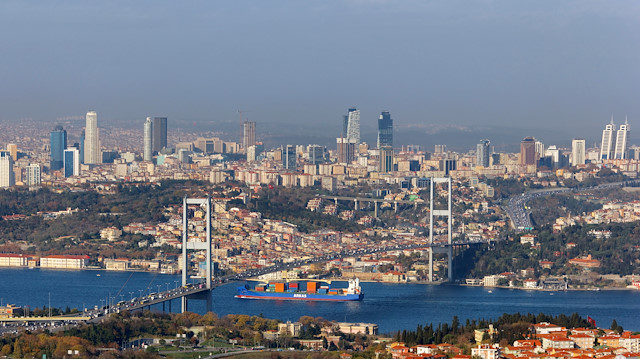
<box><xmin>505</xmin><ymin>179</ymin><xmax>640</xmax><ymax>231</ymax></box>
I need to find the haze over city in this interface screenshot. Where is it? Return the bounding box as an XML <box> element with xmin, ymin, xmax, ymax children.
<box><xmin>1</xmin><ymin>0</ymin><xmax>639</xmax><ymax>150</ymax></box>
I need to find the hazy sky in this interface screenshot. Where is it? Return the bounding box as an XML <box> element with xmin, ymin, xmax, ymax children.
<box><xmin>1</xmin><ymin>0</ymin><xmax>638</xmax><ymax>142</ymax></box>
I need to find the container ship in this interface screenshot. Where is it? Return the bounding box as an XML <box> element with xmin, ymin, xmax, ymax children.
<box><xmin>235</xmin><ymin>278</ymin><xmax>363</xmax><ymax>301</ymax></box>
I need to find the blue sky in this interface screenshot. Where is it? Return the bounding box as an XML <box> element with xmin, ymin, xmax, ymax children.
<box><xmin>0</xmin><ymin>0</ymin><xmax>638</xmax><ymax>143</ymax></box>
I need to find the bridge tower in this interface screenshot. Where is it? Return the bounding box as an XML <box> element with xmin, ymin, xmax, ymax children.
<box><xmin>181</xmin><ymin>196</ymin><xmax>213</xmax><ymax>312</ymax></box>
<box><xmin>429</xmin><ymin>177</ymin><xmax>453</xmax><ymax>282</ymax></box>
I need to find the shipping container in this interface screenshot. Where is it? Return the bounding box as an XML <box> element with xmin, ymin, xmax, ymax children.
<box><xmin>307</xmin><ymin>282</ymin><xmax>317</xmax><ymax>293</ymax></box>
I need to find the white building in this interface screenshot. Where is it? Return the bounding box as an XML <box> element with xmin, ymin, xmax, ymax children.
<box><xmin>84</xmin><ymin>111</ymin><xmax>101</xmax><ymax>164</ymax></box>
<box><xmin>614</xmin><ymin>119</ymin><xmax>629</xmax><ymax>159</ymax></box>
<box><xmin>0</xmin><ymin>254</ymin><xmax>29</xmax><ymax>267</ymax></box>
<box><xmin>25</xmin><ymin>164</ymin><xmax>41</xmax><ymax>187</ymax></box>
<box><xmin>144</xmin><ymin>117</ymin><xmax>153</xmax><ymax>161</ymax></box>
<box><xmin>600</xmin><ymin>119</ymin><xmax>616</xmax><ymax>160</ymax></box>
<box><xmin>40</xmin><ymin>255</ymin><xmax>89</xmax><ymax>269</ymax></box>
<box><xmin>471</xmin><ymin>344</ymin><xmax>500</xmax><ymax>359</ymax></box>
<box><xmin>0</xmin><ymin>151</ymin><xmax>15</xmax><ymax>188</ymax></box>
<box><xmin>346</xmin><ymin>108</ymin><xmax>360</xmax><ymax>145</ymax></box>
<box><xmin>571</xmin><ymin>138</ymin><xmax>586</xmax><ymax>166</ymax></box>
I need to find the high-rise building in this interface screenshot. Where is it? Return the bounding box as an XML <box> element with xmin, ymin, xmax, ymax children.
<box><xmin>64</xmin><ymin>148</ymin><xmax>80</xmax><ymax>177</ymax></box>
<box><xmin>520</xmin><ymin>137</ymin><xmax>537</xmax><ymax>166</ymax></box>
<box><xmin>377</xmin><ymin>111</ymin><xmax>393</xmax><ymax>149</ymax></box>
<box><xmin>345</xmin><ymin>108</ymin><xmax>360</xmax><ymax>144</ymax></box>
<box><xmin>614</xmin><ymin>118</ymin><xmax>630</xmax><ymax>159</ymax></box>
<box><xmin>26</xmin><ymin>164</ymin><xmax>41</xmax><ymax>187</ymax></box>
<box><xmin>336</xmin><ymin>137</ymin><xmax>356</xmax><ymax>164</ymax></box>
<box><xmin>143</xmin><ymin>117</ymin><xmax>153</xmax><ymax>161</ymax></box>
<box><xmin>434</xmin><ymin>145</ymin><xmax>447</xmax><ymax>154</ymax></box>
<box><xmin>6</xmin><ymin>144</ymin><xmax>17</xmax><ymax>161</ymax></box>
<box><xmin>476</xmin><ymin>139</ymin><xmax>491</xmax><ymax>167</ymax></box>
<box><xmin>49</xmin><ymin>126</ymin><xmax>67</xmax><ymax>171</ymax></box>
<box><xmin>600</xmin><ymin>119</ymin><xmax>616</xmax><ymax>160</ymax></box>
<box><xmin>0</xmin><ymin>151</ymin><xmax>15</xmax><ymax>188</ymax></box>
<box><xmin>79</xmin><ymin>130</ymin><xmax>85</xmax><ymax>164</ymax></box>
<box><xmin>571</xmin><ymin>138</ymin><xmax>586</xmax><ymax>166</ymax></box>
<box><xmin>342</xmin><ymin>108</ymin><xmax>357</xmax><ymax>137</ymax></box>
<box><xmin>379</xmin><ymin>146</ymin><xmax>394</xmax><ymax>173</ymax></box>
<box><xmin>152</xmin><ymin>117</ymin><xmax>168</xmax><ymax>153</ymax></box>
<box><xmin>84</xmin><ymin>111</ymin><xmax>100</xmax><ymax>164</ymax></box>
<box><xmin>243</xmin><ymin>121</ymin><xmax>256</xmax><ymax>150</ymax></box>
<box><xmin>282</xmin><ymin>145</ymin><xmax>297</xmax><ymax>171</ymax></box>
<box><xmin>246</xmin><ymin>143</ymin><xmax>264</xmax><ymax>162</ymax></box>
<box><xmin>440</xmin><ymin>159</ymin><xmax>456</xmax><ymax>176</ymax></box>
<box><xmin>307</xmin><ymin>145</ymin><xmax>325</xmax><ymax>165</ymax></box>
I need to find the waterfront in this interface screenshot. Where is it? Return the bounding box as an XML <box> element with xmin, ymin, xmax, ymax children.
<box><xmin>1</xmin><ymin>268</ymin><xmax>639</xmax><ymax>333</ymax></box>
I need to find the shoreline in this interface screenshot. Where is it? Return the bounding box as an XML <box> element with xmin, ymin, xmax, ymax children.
<box><xmin>335</xmin><ymin>276</ymin><xmax>639</xmax><ymax>292</ymax></box>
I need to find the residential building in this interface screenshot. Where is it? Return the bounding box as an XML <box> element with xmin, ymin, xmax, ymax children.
<box><xmin>471</xmin><ymin>344</ymin><xmax>500</xmax><ymax>359</ymax></box>
<box><xmin>84</xmin><ymin>111</ymin><xmax>101</xmax><ymax>164</ymax></box>
<box><xmin>377</xmin><ymin>111</ymin><xmax>393</xmax><ymax>149</ymax></box>
<box><xmin>50</xmin><ymin>126</ymin><xmax>67</xmax><ymax>171</ymax></box>
<box><xmin>25</xmin><ymin>164</ymin><xmax>41</xmax><ymax>187</ymax></box>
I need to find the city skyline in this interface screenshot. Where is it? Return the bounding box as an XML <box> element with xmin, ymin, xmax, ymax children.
<box><xmin>0</xmin><ymin>1</ymin><xmax>637</xmax><ymax>138</ymax></box>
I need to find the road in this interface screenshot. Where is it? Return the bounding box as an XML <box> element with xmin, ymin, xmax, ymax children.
<box><xmin>505</xmin><ymin>179</ymin><xmax>640</xmax><ymax>231</ymax></box>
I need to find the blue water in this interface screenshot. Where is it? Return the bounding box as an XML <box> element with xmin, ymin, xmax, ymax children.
<box><xmin>1</xmin><ymin>268</ymin><xmax>639</xmax><ymax>333</ymax></box>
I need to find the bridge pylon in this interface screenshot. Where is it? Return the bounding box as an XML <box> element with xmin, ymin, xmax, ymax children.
<box><xmin>429</xmin><ymin>177</ymin><xmax>453</xmax><ymax>282</ymax></box>
<box><xmin>181</xmin><ymin>196</ymin><xmax>213</xmax><ymax>313</ymax></box>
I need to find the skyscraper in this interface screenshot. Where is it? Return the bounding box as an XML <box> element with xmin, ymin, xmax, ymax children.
<box><xmin>152</xmin><ymin>117</ymin><xmax>168</xmax><ymax>153</ymax></box>
<box><xmin>50</xmin><ymin>125</ymin><xmax>67</xmax><ymax>171</ymax></box>
<box><xmin>600</xmin><ymin>119</ymin><xmax>616</xmax><ymax>160</ymax></box>
<box><xmin>84</xmin><ymin>111</ymin><xmax>100</xmax><ymax>164</ymax></box>
<box><xmin>571</xmin><ymin>138</ymin><xmax>586</xmax><ymax>166</ymax></box>
<box><xmin>282</xmin><ymin>145</ymin><xmax>297</xmax><ymax>171</ymax></box>
<box><xmin>0</xmin><ymin>151</ymin><xmax>15</xmax><ymax>188</ymax></box>
<box><xmin>64</xmin><ymin>148</ymin><xmax>80</xmax><ymax>177</ymax></box>
<box><xmin>144</xmin><ymin>117</ymin><xmax>153</xmax><ymax>161</ymax></box>
<box><xmin>520</xmin><ymin>137</ymin><xmax>537</xmax><ymax>166</ymax></box>
<box><xmin>377</xmin><ymin>111</ymin><xmax>393</xmax><ymax>149</ymax></box>
<box><xmin>614</xmin><ymin>118</ymin><xmax>630</xmax><ymax>159</ymax></box>
<box><xmin>336</xmin><ymin>137</ymin><xmax>356</xmax><ymax>164</ymax></box>
<box><xmin>243</xmin><ymin>121</ymin><xmax>256</xmax><ymax>150</ymax></box>
<box><xmin>6</xmin><ymin>144</ymin><xmax>17</xmax><ymax>161</ymax></box>
<box><xmin>342</xmin><ymin>108</ymin><xmax>357</xmax><ymax>137</ymax></box>
<box><xmin>345</xmin><ymin>108</ymin><xmax>360</xmax><ymax>144</ymax></box>
<box><xmin>26</xmin><ymin>164</ymin><xmax>41</xmax><ymax>187</ymax></box>
<box><xmin>476</xmin><ymin>139</ymin><xmax>491</xmax><ymax>167</ymax></box>
<box><xmin>379</xmin><ymin>146</ymin><xmax>394</xmax><ymax>173</ymax></box>
<box><xmin>307</xmin><ymin>145</ymin><xmax>325</xmax><ymax>165</ymax></box>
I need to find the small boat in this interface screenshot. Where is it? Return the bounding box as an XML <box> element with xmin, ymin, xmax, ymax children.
<box><xmin>96</xmin><ymin>274</ymin><xmax>101</xmax><ymax>277</ymax></box>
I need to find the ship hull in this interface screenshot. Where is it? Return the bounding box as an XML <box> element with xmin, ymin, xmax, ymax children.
<box><xmin>235</xmin><ymin>287</ymin><xmax>363</xmax><ymax>301</ymax></box>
